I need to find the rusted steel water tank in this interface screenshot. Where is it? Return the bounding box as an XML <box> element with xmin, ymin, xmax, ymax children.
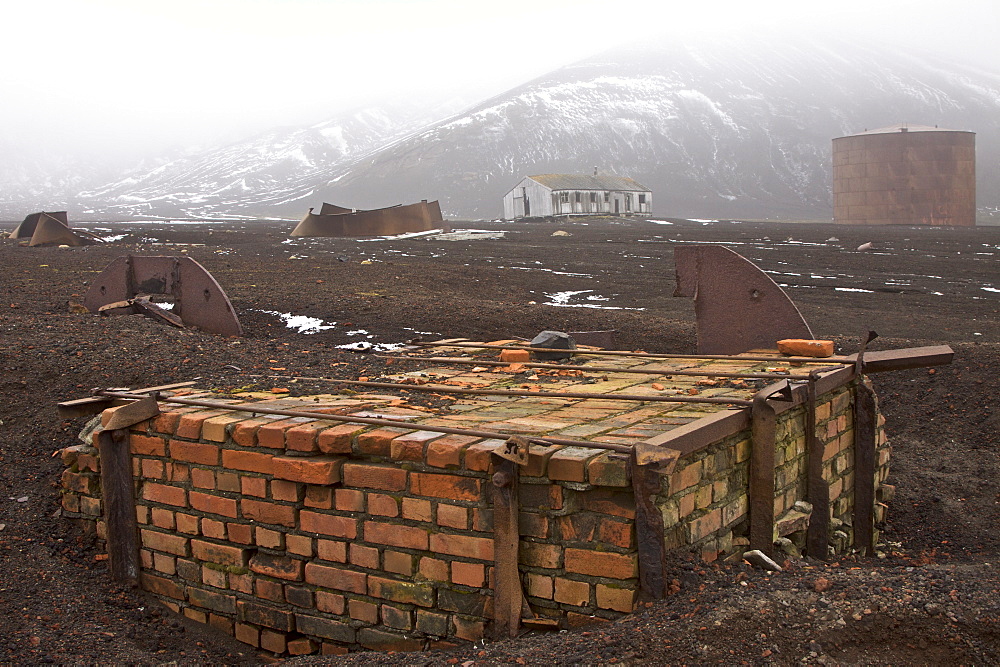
<box><xmin>832</xmin><ymin>124</ymin><xmax>976</xmax><ymax>226</ymax></box>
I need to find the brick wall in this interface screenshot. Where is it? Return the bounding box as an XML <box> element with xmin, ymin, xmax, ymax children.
<box><xmin>59</xmin><ymin>379</ymin><xmax>890</xmax><ymax>657</ymax></box>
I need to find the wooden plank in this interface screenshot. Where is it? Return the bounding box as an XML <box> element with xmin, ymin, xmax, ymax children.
<box><xmin>846</xmin><ymin>345</ymin><xmax>954</xmax><ymax>373</ymax></box>
<box><xmin>631</xmin><ymin>454</ymin><xmax>667</xmax><ymax>599</ymax></box>
<box><xmin>749</xmin><ymin>385</ymin><xmax>780</xmax><ymax>555</ymax></box>
<box><xmin>96</xmin><ymin>428</ymin><xmax>140</xmax><ymax>582</ymax></box>
<box><xmin>853</xmin><ymin>382</ymin><xmax>877</xmax><ymax>556</ymax></box>
<box><xmin>58</xmin><ymin>381</ymin><xmax>197</xmax><ymax>418</ymax></box>
<box><xmin>805</xmin><ymin>376</ymin><xmax>830</xmax><ymax>559</ymax></box>
<box><xmin>491</xmin><ymin>455</ymin><xmax>521</xmax><ymax>639</ymax></box>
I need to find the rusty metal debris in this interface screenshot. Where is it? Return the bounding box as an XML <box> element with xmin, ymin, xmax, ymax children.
<box><xmin>674</xmin><ymin>245</ymin><xmax>814</xmax><ymax>355</ymax></box>
<box><xmin>290</xmin><ymin>200</ymin><xmax>445</xmax><ymax>238</ymax></box>
<box><xmin>9</xmin><ymin>211</ymin><xmax>102</xmax><ymax>247</ymax></box>
<box><xmin>83</xmin><ymin>255</ymin><xmax>242</xmax><ymax>336</ymax></box>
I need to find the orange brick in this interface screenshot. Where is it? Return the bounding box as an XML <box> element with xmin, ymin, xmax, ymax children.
<box><xmin>191</xmin><ymin>467</ymin><xmax>216</xmax><ymax>489</ymax></box>
<box><xmin>143</xmin><ymin>482</ymin><xmax>187</xmax><ymax>507</ymax></box>
<box><xmin>526</xmin><ymin>573</ymin><xmax>553</xmax><ymax>599</ymax></box>
<box><xmin>390</xmin><ymin>430</ymin><xmax>440</xmax><ymax>461</ymax></box>
<box><xmin>350</xmin><ymin>543</ymin><xmax>379</xmax><ymax>569</ymax></box>
<box><xmin>588</xmin><ymin>453</ymin><xmax>630</xmax><ymax>487</ymax></box>
<box><xmin>419</xmin><ymin>557</ymin><xmax>449</xmax><ymax>582</ymax></box>
<box><xmin>383</xmin><ymin>550</ymin><xmax>413</xmax><ymax>576</ymax></box>
<box><xmin>777</xmin><ymin>338</ymin><xmax>834</xmax><ymax>358</ymax></box>
<box><xmin>272</xmin><ymin>455</ymin><xmax>344</xmax><ymax>485</ymax></box>
<box><xmin>426</xmin><ymin>434</ymin><xmax>478</xmax><ymax>468</ymax></box>
<box><xmin>547</xmin><ymin>446</ymin><xmax>597</xmax><ymax>483</ymax></box>
<box><xmin>256</xmin><ymin>579</ymin><xmax>286</xmax><ymax>603</ymax></box>
<box><xmin>202</xmin><ymin>564</ymin><xmax>227</xmax><ymax>589</ymax></box>
<box><xmin>436</xmin><ymin>504</ymin><xmax>468</xmax><ymax>529</ymax></box>
<box><xmin>231</xmin><ymin>419</ymin><xmax>266</xmax><ymax>447</ymax></box>
<box><xmin>176</xmin><ymin>512</ymin><xmax>199</xmax><ymax>534</ymax></box>
<box><xmin>451</xmin><ymin>561</ymin><xmax>485</xmax><ymax>587</ymax></box>
<box><xmin>287</xmin><ymin>637</ymin><xmax>318</xmax><ymax>656</ymax></box>
<box><xmin>218</xmin><ymin>471</ymin><xmax>240</xmax><ymax>492</ymax></box>
<box><xmin>357</xmin><ymin>427</ymin><xmax>413</xmax><ymax>457</ymax></box>
<box><xmin>202</xmin><ymin>414</ymin><xmax>248</xmax><ymax>442</ymax></box>
<box><xmin>175</xmin><ymin>411</ymin><xmax>225</xmax><ymax>439</ymax></box>
<box><xmin>464</xmin><ymin>439</ymin><xmax>504</xmax><ymax>472</ymax></box>
<box><xmin>300</xmin><ymin>511</ymin><xmax>358</xmax><ymax>539</ymax></box>
<box><xmin>271</xmin><ymin>479</ymin><xmax>300</xmax><ymax>502</ymax></box>
<box><xmin>316</xmin><ymin>539</ymin><xmax>347</xmax><ymax>563</ymax></box>
<box><xmin>141</xmin><ymin>528</ymin><xmax>189</xmax><ymax>556</ymax></box>
<box><xmin>524</xmin><ymin>444</ymin><xmax>560</xmax><ymax>477</ymax></box>
<box><xmin>520</xmin><ymin>541</ymin><xmax>561</xmax><ymax>569</ymax></box>
<box><xmin>151</xmin><ymin>408</ymin><xmax>189</xmax><ymax>434</ymax></box>
<box><xmin>260</xmin><ymin>629</ymin><xmax>286</xmax><ymax>654</ymax></box>
<box><xmin>150</xmin><ymin>507</ymin><xmax>175</xmax><ymax>530</ymax></box>
<box><xmin>130</xmin><ymin>434</ymin><xmax>167</xmax><ymax>456</ymax></box>
<box><xmin>304</xmin><ymin>562</ymin><xmax>367</xmax><ymax>594</ymax></box>
<box><xmin>315</xmin><ymin>590</ymin><xmax>345</xmax><ymax>614</ymax></box>
<box><xmin>202</xmin><ymin>518</ymin><xmax>226</xmax><ymax>540</ymax></box>
<box><xmin>241</xmin><ymin>499</ymin><xmax>296</xmax><ymax>527</ymax></box>
<box><xmin>363</xmin><ymin>521</ymin><xmax>429</xmax><ymax>550</ymax></box>
<box><xmin>367</xmin><ymin>493</ymin><xmax>399</xmax><ymax>517</ymax></box>
<box><xmin>257</xmin><ymin>418</ymin><xmax>300</xmax><ymax>449</ymax></box>
<box><xmin>349</xmin><ymin>599</ymin><xmax>378</xmax><ymax>623</ymax></box>
<box><xmin>169</xmin><ymin>440</ymin><xmax>220</xmax><ymax>466</ymax></box>
<box><xmin>286</xmin><ymin>534</ymin><xmax>313</xmax><ymax>557</ymax></box>
<box><xmin>317</xmin><ymin>424</ymin><xmax>366</xmax><ymax>454</ymax></box>
<box><xmin>596</xmin><ymin>584</ymin><xmax>635</xmax><ymax>612</ymax></box>
<box><xmin>305</xmin><ymin>485</ymin><xmax>334</xmax><ymax>509</ymax></box>
<box><xmin>141</xmin><ymin>458</ymin><xmax>165</xmax><ymax>479</ymax></box>
<box><xmin>255</xmin><ymin>527</ymin><xmax>283</xmax><ymax>550</ymax></box>
<box><xmin>285</xmin><ymin>422</ymin><xmax>327</xmax><ymax>453</ymax></box>
<box><xmin>235</xmin><ymin>623</ymin><xmax>260</xmax><ymax>648</ymax></box>
<box><xmin>241</xmin><ymin>475</ymin><xmax>268</xmax><ymax>497</ymax></box>
<box><xmin>499</xmin><ymin>348</ymin><xmax>530</xmax><ymax>363</ymax></box>
<box><xmin>402</xmin><ymin>497</ymin><xmax>432</xmax><ymax>522</ymax></box>
<box><xmin>250</xmin><ymin>552</ymin><xmax>305</xmax><ymax>581</ymax></box>
<box><xmin>334</xmin><ymin>488</ymin><xmax>364</xmax><ymax>512</ymax></box>
<box><xmin>410</xmin><ymin>472</ymin><xmax>480</xmax><ymax>501</ymax></box>
<box><xmin>342</xmin><ymin>463</ymin><xmax>407</xmax><ymax>491</ymax></box>
<box><xmin>367</xmin><ymin>575</ymin><xmax>434</xmax><ymax>606</ymax></box>
<box><xmin>222</xmin><ymin>449</ymin><xmax>274</xmax><ymax>474</ymax></box>
<box><xmin>429</xmin><ymin>533</ymin><xmax>493</xmax><ymax>560</ymax></box>
<box><xmin>192</xmin><ymin>539</ymin><xmax>249</xmax><ymax>566</ymax></box>
<box><xmin>228</xmin><ymin>522</ymin><xmax>253</xmax><ymax>545</ymax></box>
<box><xmin>190</xmin><ymin>491</ymin><xmax>238</xmax><ymax>518</ymax></box>
<box><xmin>554</xmin><ymin>577</ymin><xmax>590</xmax><ymax>606</ymax></box>
<box><xmin>598</xmin><ymin>518</ymin><xmax>635</xmax><ymax>549</ymax></box>
<box><xmin>565</xmin><ymin>548</ymin><xmax>637</xmax><ymax>579</ymax></box>
<box><xmin>688</xmin><ymin>507</ymin><xmax>723</xmax><ymax>542</ymax></box>
<box><xmin>142</xmin><ymin>572</ymin><xmax>184</xmax><ymax>600</ymax></box>
<box><xmin>167</xmin><ymin>461</ymin><xmax>189</xmax><ymax>484</ymax></box>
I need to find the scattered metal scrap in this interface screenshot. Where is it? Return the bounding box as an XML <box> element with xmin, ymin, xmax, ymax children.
<box><xmin>290</xmin><ymin>200</ymin><xmax>445</xmax><ymax>238</ymax></box>
<box><xmin>9</xmin><ymin>211</ymin><xmax>102</xmax><ymax>247</ymax></box>
<box><xmin>674</xmin><ymin>245</ymin><xmax>814</xmax><ymax>355</ymax></box>
<box><xmin>83</xmin><ymin>255</ymin><xmax>242</xmax><ymax>336</ymax></box>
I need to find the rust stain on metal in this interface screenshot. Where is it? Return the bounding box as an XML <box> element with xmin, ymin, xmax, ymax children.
<box><xmin>674</xmin><ymin>245</ymin><xmax>813</xmax><ymax>355</ymax></box>
<box><xmin>9</xmin><ymin>211</ymin><xmax>102</xmax><ymax>247</ymax></box>
<box><xmin>83</xmin><ymin>255</ymin><xmax>242</xmax><ymax>337</ymax></box>
<box><xmin>290</xmin><ymin>200</ymin><xmax>445</xmax><ymax>238</ymax></box>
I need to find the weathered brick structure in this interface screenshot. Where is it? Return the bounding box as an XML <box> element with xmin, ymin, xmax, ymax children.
<box><xmin>59</xmin><ymin>344</ymin><xmax>914</xmax><ymax>656</ymax></box>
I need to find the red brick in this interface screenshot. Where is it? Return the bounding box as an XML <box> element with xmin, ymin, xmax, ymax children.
<box><xmin>255</xmin><ymin>527</ymin><xmax>284</xmax><ymax>550</ymax></box>
<box><xmin>240</xmin><ymin>475</ymin><xmax>267</xmax><ymax>497</ymax></box>
<box><xmin>383</xmin><ymin>550</ymin><xmax>413</xmax><ymax>576</ymax></box>
<box><xmin>499</xmin><ymin>348</ymin><xmax>530</xmax><ymax>362</ymax></box>
<box><xmin>426</xmin><ymin>434</ymin><xmax>478</xmax><ymax>468</ymax></box>
<box><xmin>305</xmin><ymin>485</ymin><xmax>334</xmax><ymax>509</ymax></box>
<box><xmin>317</xmin><ymin>424</ymin><xmax>366</xmax><ymax>454</ymax></box>
<box><xmin>238</xmin><ymin>601</ymin><xmax>295</xmax><ymax>632</ymax></box>
<box><xmin>151</xmin><ymin>552</ymin><xmax>174</xmax><ymax>574</ymax></box>
<box><xmin>285</xmin><ymin>422</ymin><xmax>326</xmax><ymax>453</ymax></box>
<box><xmin>150</xmin><ymin>507</ymin><xmax>175</xmax><ymax>530</ymax></box>
<box><xmin>588</xmin><ymin>453</ymin><xmax>630</xmax><ymax>487</ymax></box>
<box><xmin>565</xmin><ymin>548</ymin><xmax>637</xmax><ymax>579</ymax></box>
<box><xmin>429</xmin><ymin>533</ymin><xmax>493</xmax><ymax>560</ymax></box>
<box><xmin>453</xmin><ymin>617</ymin><xmax>486</xmax><ymax>642</ymax></box>
<box><xmin>169</xmin><ymin>440</ymin><xmax>220</xmax><ymax>466</ymax></box>
<box><xmin>350</xmin><ymin>543</ymin><xmax>379</xmax><ymax>569</ymax></box>
<box><xmin>217</xmin><ymin>471</ymin><xmax>240</xmax><ymax>492</ymax></box>
<box><xmin>363</xmin><ymin>521</ymin><xmax>429</xmax><ymax>550</ymax></box>
<box><xmin>141</xmin><ymin>528</ymin><xmax>189</xmax><ymax>556</ymax></box>
<box><xmin>190</xmin><ymin>491</ymin><xmax>238</xmax><ymax>518</ymax></box>
<box><xmin>250</xmin><ymin>552</ymin><xmax>305</xmax><ymax>581</ymax></box>
<box><xmin>151</xmin><ymin>409</ymin><xmax>186</xmax><ymax>434</ymax></box>
<box><xmin>222</xmin><ymin>449</ymin><xmax>274</xmax><ymax>474</ymax></box>
<box><xmin>451</xmin><ymin>561</ymin><xmax>485</xmax><ymax>587</ymax></box>
<box><xmin>241</xmin><ymin>499</ymin><xmax>296</xmax><ymax>527</ymax></box>
<box><xmin>410</xmin><ymin>472</ymin><xmax>481</xmax><ymax>501</ymax></box>
<box><xmin>390</xmin><ymin>430</ymin><xmax>439</xmax><ymax>461</ymax></box>
<box><xmin>437</xmin><ymin>504</ymin><xmax>468</xmax><ymax>529</ymax></box>
<box><xmin>190</xmin><ymin>467</ymin><xmax>216</xmax><ymax>489</ymax></box>
<box><xmin>316</xmin><ymin>539</ymin><xmax>347</xmax><ymax>563</ymax></box>
<box><xmin>257</xmin><ymin>418</ymin><xmax>300</xmax><ymax>449</ymax></box>
<box><xmin>520</xmin><ymin>541</ymin><xmax>561</xmax><ymax>569</ymax></box>
<box><xmin>175</xmin><ymin>411</ymin><xmax>224</xmax><ymax>439</ymax></box>
<box><xmin>176</xmin><ymin>512</ymin><xmax>199</xmax><ymax>534</ymax></box>
<box><xmin>524</xmin><ymin>444</ymin><xmax>561</xmax><ymax>477</ymax></box>
<box><xmin>272</xmin><ymin>455</ymin><xmax>344</xmax><ymax>485</ymax></box>
<box><xmin>300</xmin><ymin>511</ymin><xmax>358</xmax><ymax>539</ymax></box>
<box><xmin>142</xmin><ymin>482</ymin><xmax>187</xmax><ymax>507</ymax></box>
<box><xmin>141</xmin><ymin>458</ymin><xmax>165</xmax><ymax>479</ymax></box>
<box><xmin>192</xmin><ymin>539</ymin><xmax>249</xmax><ymax>567</ymax></box>
<box><xmin>367</xmin><ymin>493</ymin><xmax>399</xmax><ymax>517</ymax></box>
<box><xmin>777</xmin><ymin>338</ymin><xmax>834</xmax><ymax>358</ymax></box>
<box><xmin>519</xmin><ymin>511</ymin><xmax>549</xmax><ymax>538</ymax></box>
<box><xmin>357</xmin><ymin>427</ymin><xmax>413</xmax><ymax>457</ymax></box>
<box><xmin>315</xmin><ymin>590</ymin><xmax>345</xmax><ymax>615</ymax></box>
<box><xmin>201</xmin><ymin>565</ymin><xmax>228</xmax><ymax>589</ymax></box>
<box><xmin>688</xmin><ymin>507</ymin><xmax>723</xmax><ymax>542</ymax></box>
<box><xmin>202</xmin><ymin>518</ymin><xmax>226</xmax><ymax>540</ymax></box>
<box><xmin>130</xmin><ymin>434</ymin><xmax>167</xmax><ymax>456</ymax></box>
<box><xmin>167</xmin><ymin>461</ymin><xmax>189</xmax><ymax>484</ymax></box>
<box><xmin>141</xmin><ymin>572</ymin><xmax>184</xmax><ymax>600</ymax></box>
<box><xmin>381</xmin><ymin>604</ymin><xmax>412</xmax><ymax>630</ymax></box>
<box><xmin>287</xmin><ymin>637</ymin><xmax>318</xmax><ymax>656</ymax></box>
<box><xmin>235</xmin><ymin>623</ymin><xmax>260</xmax><ymax>648</ymax></box>
<box><xmin>554</xmin><ymin>577</ymin><xmax>590</xmax><ymax>606</ymax></box>
<box><xmin>367</xmin><ymin>575</ymin><xmax>435</xmax><ymax>607</ymax></box>
<box><xmin>342</xmin><ymin>463</ymin><xmax>407</xmax><ymax>491</ymax></box>
<box><xmin>271</xmin><ymin>479</ymin><xmax>300</xmax><ymax>502</ymax></box>
<box><xmin>598</xmin><ymin>518</ymin><xmax>635</xmax><ymax>549</ymax></box>
<box><xmin>231</xmin><ymin>419</ymin><xmax>266</xmax><ymax>447</ymax></box>
<box><xmin>350</xmin><ymin>597</ymin><xmax>379</xmax><ymax>623</ymax></box>
<box><xmin>419</xmin><ymin>557</ymin><xmax>449</xmax><ymax>582</ymax></box>
<box><xmin>60</xmin><ymin>470</ymin><xmax>98</xmax><ymax>495</ymax></box>
<box><xmin>520</xmin><ymin>484</ymin><xmax>563</xmax><ymax>510</ymax></box>
<box><xmin>547</xmin><ymin>446</ymin><xmax>597</xmax><ymax>483</ymax></box>
<box><xmin>260</xmin><ymin>629</ymin><xmax>287</xmax><ymax>653</ymax></box>
<box><xmin>75</xmin><ymin>452</ymin><xmax>100</xmax><ymax>472</ymax></box>
<box><xmin>401</xmin><ymin>497</ymin><xmax>432</xmax><ymax>522</ymax></box>
<box><xmin>527</xmin><ymin>573</ymin><xmax>553</xmax><ymax>599</ymax></box>
<box><xmin>334</xmin><ymin>488</ymin><xmax>364</xmax><ymax>512</ymax></box>
<box><xmin>576</xmin><ymin>488</ymin><xmax>635</xmax><ymax>519</ymax></box>
<box><xmin>304</xmin><ymin>562</ymin><xmax>367</xmax><ymax>594</ymax></box>
<box><xmin>228</xmin><ymin>522</ymin><xmax>252</xmax><ymax>545</ymax></box>
<box><xmin>596</xmin><ymin>584</ymin><xmax>636</xmax><ymax>612</ymax></box>
<box><xmin>464</xmin><ymin>439</ymin><xmax>505</xmax><ymax>471</ymax></box>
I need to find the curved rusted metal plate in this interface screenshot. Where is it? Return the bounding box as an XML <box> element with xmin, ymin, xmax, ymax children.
<box><xmin>674</xmin><ymin>245</ymin><xmax>813</xmax><ymax>355</ymax></box>
<box><xmin>290</xmin><ymin>200</ymin><xmax>443</xmax><ymax>238</ymax></box>
<box><xmin>83</xmin><ymin>255</ymin><xmax>243</xmax><ymax>336</ymax></box>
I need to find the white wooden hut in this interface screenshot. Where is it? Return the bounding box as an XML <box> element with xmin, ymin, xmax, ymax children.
<box><xmin>503</xmin><ymin>172</ymin><xmax>652</xmax><ymax>220</ymax></box>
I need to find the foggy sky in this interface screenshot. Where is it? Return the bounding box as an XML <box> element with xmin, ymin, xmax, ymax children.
<box><xmin>3</xmin><ymin>0</ymin><xmax>998</xmax><ymax>161</ymax></box>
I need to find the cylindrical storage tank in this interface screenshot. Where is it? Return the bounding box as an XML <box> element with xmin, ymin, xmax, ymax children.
<box><xmin>832</xmin><ymin>125</ymin><xmax>976</xmax><ymax>226</ymax></box>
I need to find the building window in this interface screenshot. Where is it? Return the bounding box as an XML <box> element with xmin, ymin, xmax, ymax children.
<box><xmin>639</xmin><ymin>194</ymin><xmax>646</xmax><ymax>204</ymax></box>
<box><xmin>590</xmin><ymin>192</ymin><xmax>597</xmax><ymax>202</ymax></box>
<box><xmin>604</xmin><ymin>192</ymin><xmax>610</xmax><ymax>202</ymax></box>
<box><xmin>559</xmin><ymin>192</ymin><xmax>570</xmax><ymax>203</ymax></box>
<box><xmin>575</xmin><ymin>192</ymin><xmax>582</xmax><ymax>203</ymax></box>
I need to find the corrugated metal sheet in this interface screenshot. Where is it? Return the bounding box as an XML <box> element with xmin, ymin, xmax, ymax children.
<box><xmin>528</xmin><ymin>174</ymin><xmax>651</xmax><ymax>192</ymax></box>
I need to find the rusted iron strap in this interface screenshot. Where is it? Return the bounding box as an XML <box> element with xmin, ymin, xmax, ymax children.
<box><xmin>805</xmin><ymin>371</ymin><xmax>830</xmax><ymax>559</ymax></box>
<box><xmin>749</xmin><ymin>382</ymin><xmax>787</xmax><ymax>555</ymax></box>
<box><xmin>263</xmin><ymin>377</ymin><xmax>752</xmax><ymax>407</ymax></box>
<box><xmin>631</xmin><ymin>452</ymin><xmax>667</xmax><ymax>599</ymax></box>
<box><xmin>411</xmin><ymin>341</ymin><xmax>853</xmax><ymax>365</ymax></box>
<box><xmin>96</xmin><ymin>429</ymin><xmax>140</xmax><ymax>583</ymax></box>
<box><xmin>853</xmin><ymin>383</ymin><xmax>877</xmax><ymax>556</ymax></box>
<box><xmin>491</xmin><ymin>456</ymin><xmax>521</xmax><ymax>639</ymax></box>
<box><xmin>375</xmin><ymin>356</ymin><xmax>841</xmax><ymax>381</ymax></box>
<box><xmin>93</xmin><ymin>390</ymin><xmax>635</xmax><ymax>453</ymax></box>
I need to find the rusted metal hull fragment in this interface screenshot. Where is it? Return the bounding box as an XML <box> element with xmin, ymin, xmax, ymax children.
<box><xmin>290</xmin><ymin>200</ymin><xmax>444</xmax><ymax>238</ymax></box>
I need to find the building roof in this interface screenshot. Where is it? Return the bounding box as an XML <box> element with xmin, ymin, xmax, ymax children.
<box><xmin>527</xmin><ymin>173</ymin><xmax>651</xmax><ymax>192</ymax></box>
<box><xmin>840</xmin><ymin>124</ymin><xmax>972</xmax><ymax>138</ymax></box>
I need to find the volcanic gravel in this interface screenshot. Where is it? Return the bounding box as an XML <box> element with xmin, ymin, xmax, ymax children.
<box><xmin>0</xmin><ymin>217</ymin><xmax>998</xmax><ymax>665</ymax></box>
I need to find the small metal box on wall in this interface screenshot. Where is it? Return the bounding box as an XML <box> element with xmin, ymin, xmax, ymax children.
<box><xmin>832</xmin><ymin>124</ymin><xmax>976</xmax><ymax>226</ymax></box>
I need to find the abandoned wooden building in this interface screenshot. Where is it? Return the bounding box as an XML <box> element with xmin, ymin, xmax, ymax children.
<box><xmin>502</xmin><ymin>173</ymin><xmax>653</xmax><ymax>220</ymax></box>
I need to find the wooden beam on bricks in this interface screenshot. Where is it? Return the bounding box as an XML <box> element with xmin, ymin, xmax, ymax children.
<box><xmin>491</xmin><ymin>454</ymin><xmax>521</xmax><ymax>639</ymax></box>
<box><xmin>749</xmin><ymin>382</ymin><xmax>789</xmax><ymax>556</ymax></box>
<box><xmin>630</xmin><ymin>451</ymin><xmax>667</xmax><ymax>600</ymax></box>
<box><xmin>853</xmin><ymin>382</ymin><xmax>877</xmax><ymax>556</ymax></box>
<box><xmin>96</xmin><ymin>428</ymin><xmax>140</xmax><ymax>582</ymax></box>
<box><xmin>805</xmin><ymin>372</ymin><xmax>830</xmax><ymax>559</ymax></box>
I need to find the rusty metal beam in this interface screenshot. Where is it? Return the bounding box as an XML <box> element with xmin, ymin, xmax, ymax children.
<box><xmin>57</xmin><ymin>381</ymin><xmax>197</xmax><ymax>419</ymax></box>
<box><xmin>491</xmin><ymin>455</ymin><xmax>521</xmax><ymax>639</ymax></box>
<box><xmin>853</xmin><ymin>382</ymin><xmax>878</xmax><ymax>556</ymax></box>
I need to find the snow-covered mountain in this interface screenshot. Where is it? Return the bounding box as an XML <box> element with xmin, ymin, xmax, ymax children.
<box><xmin>5</xmin><ymin>35</ymin><xmax>1000</xmax><ymax>221</ymax></box>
